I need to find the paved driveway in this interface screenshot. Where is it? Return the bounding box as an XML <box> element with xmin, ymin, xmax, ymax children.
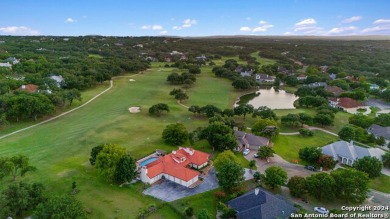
<box><xmin>143</xmin><ymin>169</ymin><xmax>219</xmax><ymax>202</ymax></box>
<box><xmin>245</xmin><ymin>150</ymin><xmax>315</xmax><ymax>178</ymax></box>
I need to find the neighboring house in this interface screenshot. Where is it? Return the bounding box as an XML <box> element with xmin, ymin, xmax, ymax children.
<box><xmin>296</xmin><ymin>74</ymin><xmax>307</xmax><ymax>81</ymax></box>
<box><xmin>369</xmin><ymin>84</ymin><xmax>380</xmax><ymax>90</ymax></box>
<box><xmin>195</xmin><ymin>55</ymin><xmax>207</xmax><ymax>61</ymax></box>
<box><xmin>322</xmin><ymin>140</ymin><xmax>385</xmax><ymax>166</ymax></box>
<box><xmin>145</xmin><ymin>56</ymin><xmax>157</xmax><ymax>62</ymax></box>
<box><xmin>326</xmin><ymin>86</ymin><xmax>344</xmax><ymax>97</ymax></box>
<box><xmin>307</xmin><ymin>82</ymin><xmax>327</xmax><ymax>88</ymax></box>
<box><xmin>6</xmin><ymin>57</ymin><xmax>20</xmax><ymax>64</ymax></box>
<box><xmin>328</xmin><ymin>97</ymin><xmax>363</xmax><ymax>109</ymax></box>
<box><xmin>345</xmin><ymin>75</ymin><xmax>359</xmax><ymax>82</ymax></box>
<box><xmin>329</xmin><ymin>73</ymin><xmax>337</xmax><ymax>80</ymax></box>
<box><xmin>0</xmin><ymin>63</ymin><xmax>12</xmax><ymax>68</ymax></box>
<box><xmin>319</xmin><ymin>65</ymin><xmax>329</xmax><ymax>72</ymax></box>
<box><xmin>368</xmin><ymin>124</ymin><xmax>390</xmax><ymax>144</ymax></box>
<box><xmin>234</xmin><ymin>130</ymin><xmax>269</xmax><ymax>151</ymax></box>
<box><xmin>255</xmin><ymin>74</ymin><xmax>275</xmax><ymax>83</ymax></box>
<box><xmin>170</xmin><ymin>51</ymin><xmax>183</xmax><ymax>55</ymax></box>
<box><xmin>50</xmin><ymin>75</ymin><xmax>64</xmax><ymax>87</ymax></box>
<box><xmin>235</xmin><ymin>67</ymin><xmax>243</xmax><ymax>73</ymax></box>
<box><xmin>228</xmin><ymin>187</ymin><xmax>296</xmax><ymax>219</ymax></box>
<box><xmin>140</xmin><ymin>147</ymin><xmax>210</xmax><ymax>187</ymax></box>
<box><xmin>133</xmin><ymin>44</ymin><xmax>143</xmax><ymax>48</ymax></box>
<box><xmin>18</xmin><ymin>84</ymin><xmax>39</xmax><ymax>93</ymax></box>
<box><xmin>240</xmin><ymin>70</ymin><xmax>253</xmax><ymax>77</ymax></box>
<box><xmin>277</xmin><ymin>66</ymin><xmax>292</xmax><ymax>74</ymax></box>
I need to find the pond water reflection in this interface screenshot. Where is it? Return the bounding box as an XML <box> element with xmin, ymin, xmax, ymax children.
<box><xmin>236</xmin><ymin>87</ymin><xmax>298</xmax><ymax>109</ymax></box>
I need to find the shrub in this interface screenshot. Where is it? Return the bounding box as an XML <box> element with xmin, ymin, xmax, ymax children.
<box><xmin>299</xmin><ymin>128</ymin><xmax>314</xmax><ymax>137</ymax></box>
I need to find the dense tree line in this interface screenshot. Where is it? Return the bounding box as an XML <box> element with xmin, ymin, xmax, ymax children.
<box><xmin>288</xmin><ymin>168</ymin><xmax>370</xmax><ymax>204</ymax></box>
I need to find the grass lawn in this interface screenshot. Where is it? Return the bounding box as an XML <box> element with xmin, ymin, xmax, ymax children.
<box><xmin>0</xmin><ymin>82</ymin><xmax>110</xmax><ymax>136</ymax></box>
<box><xmin>170</xmin><ymin>190</ymin><xmax>217</xmax><ymax>218</ymax></box>
<box><xmin>281</xmin><ymin>85</ymin><xmax>298</xmax><ymax>93</ymax></box>
<box><xmin>88</xmin><ymin>54</ymin><xmax>103</xmax><ymax>59</ymax></box>
<box><xmin>272</xmin><ymin>131</ymin><xmax>339</xmax><ymax>163</ymax></box>
<box><xmin>273</xmin><ymin>108</ymin><xmax>351</xmax><ymax>134</ymax></box>
<box><xmin>250</xmin><ymin>51</ymin><xmax>277</xmax><ymax>66</ymax></box>
<box><xmin>0</xmin><ymin>63</ymin><xmax>239</xmax><ymax>218</ymax></box>
<box><xmin>369</xmin><ymin>174</ymin><xmax>390</xmax><ymax>193</ymax></box>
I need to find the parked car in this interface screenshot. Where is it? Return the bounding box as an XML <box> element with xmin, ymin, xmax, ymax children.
<box><xmin>254</xmin><ymin>153</ymin><xmax>259</xmax><ymax>158</ymax></box>
<box><xmin>305</xmin><ymin>165</ymin><xmax>316</xmax><ymax>171</ymax></box>
<box><xmin>243</xmin><ymin>149</ymin><xmax>250</xmax><ymax>156</ymax></box>
<box><xmin>314</xmin><ymin>207</ymin><xmax>329</xmax><ymax>214</ymax></box>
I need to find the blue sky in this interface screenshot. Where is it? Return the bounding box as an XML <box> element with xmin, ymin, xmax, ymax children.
<box><xmin>1</xmin><ymin>0</ymin><xmax>390</xmax><ymax>36</ymax></box>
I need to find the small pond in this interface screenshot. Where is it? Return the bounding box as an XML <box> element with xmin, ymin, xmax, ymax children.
<box><xmin>235</xmin><ymin>87</ymin><xmax>298</xmax><ymax>109</ymax></box>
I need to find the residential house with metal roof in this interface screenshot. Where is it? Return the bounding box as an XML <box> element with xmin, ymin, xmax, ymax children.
<box><xmin>322</xmin><ymin>140</ymin><xmax>385</xmax><ymax>166</ymax></box>
<box><xmin>228</xmin><ymin>187</ymin><xmax>296</xmax><ymax>219</ymax></box>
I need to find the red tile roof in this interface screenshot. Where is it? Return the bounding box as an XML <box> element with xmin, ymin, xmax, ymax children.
<box><xmin>337</xmin><ymin>97</ymin><xmax>363</xmax><ymax>108</ymax></box>
<box><xmin>19</xmin><ymin>84</ymin><xmax>38</xmax><ymax>93</ymax></box>
<box><xmin>145</xmin><ymin>147</ymin><xmax>210</xmax><ymax>182</ymax></box>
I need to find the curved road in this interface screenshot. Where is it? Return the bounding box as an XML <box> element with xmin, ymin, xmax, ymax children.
<box><xmin>0</xmin><ymin>73</ymin><xmax>142</xmax><ymax>140</ymax></box>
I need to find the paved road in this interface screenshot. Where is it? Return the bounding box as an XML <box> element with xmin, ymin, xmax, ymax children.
<box><xmin>245</xmin><ymin>151</ymin><xmax>315</xmax><ymax>179</ymax></box>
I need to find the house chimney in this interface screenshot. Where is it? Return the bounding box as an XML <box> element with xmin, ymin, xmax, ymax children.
<box><xmin>255</xmin><ymin>188</ymin><xmax>260</xmax><ymax>195</ymax></box>
<box><xmin>350</xmin><ymin>140</ymin><xmax>354</xmax><ymax>146</ymax></box>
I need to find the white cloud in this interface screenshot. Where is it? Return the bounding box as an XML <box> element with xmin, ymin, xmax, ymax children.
<box><xmin>82</xmin><ymin>15</ymin><xmax>88</xmax><ymax>19</ymax></box>
<box><xmin>362</xmin><ymin>25</ymin><xmax>390</xmax><ymax>33</ymax></box>
<box><xmin>240</xmin><ymin>21</ymin><xmax>274</xmax><ymax>33</ymax></box>
<box><xmin>182</xmin><ymin>19</ymin><xmax>197</xmax><ymax>28</ymax></box>
<box><xmin>373</xmin><ymin>19</ymin><xmax>390</xmax><ymax>24</ymax></box>
<box><xmin>0</xmin><ymin>26</ymin><xmax>39</xmax><ymax>35</ymax></box>
<box><xmin>295</xmin><ymin>18</ymin><xmax>316</xmax><ymax>27</ymax></box>
<box><xmin>253</xmin><ymin>24</ymin><xmax>274</xmax><ymax>32</ymax></box>
<box><xmin>341</xmin><ymin>16</ymin><xmax>362</xmax><ymax>23</ymax></box>
<box><xmin>152</xmin><ymin>25</ymin><xmax>163</xmax><ymax>30</ymax></box>
<box><xmin>65</xmin><ymin>18</ymin><xmax>77</xmax><ymax>23</ymax></box>
<box><xmin>159</xmin><ymin>30</ymin><xmax>168</xmax><ymax>35</ymax></box>
<box><xmin>292</xmin><ymin>18</ymin><xmax>325</xmax><ymax>35</ymax></box>
<box><xmin>246</xmin><ymin>17</ymin><xmax>252</xmax><ymax>21</ymax></box>
<box><xmin>172</xmin><ymin>19</ymin><xmax>197</xmax><ymax>30</ymax></box>
<box><xmin>239</xmin><ymin>27</ymin><xmax>251</xmax><ymax>32</ymax></box>
<box><xmin>362</xmin><ymin>18</ymin><xmax>390</xmax><ymax>34</ymax></box>
<box><xmin>141</xmin><ymin>25</ymin><xmax>163</xmax><ymax>30</ymax></box>
<box><xmin>328</xmin><ymin>26</ymin><xmax>358</xmax><ymax>35</ymax></box>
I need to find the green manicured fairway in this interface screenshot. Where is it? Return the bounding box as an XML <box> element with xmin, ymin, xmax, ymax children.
<box><xmin>88</xmin><ymin>54</ymin><xmax>103</xmax><ymax>59</ymax></box>
<box><xmin>250</xmin><ymin>51</ymin><xmax>277</xmax><ymax>65</ymax></box>
<box><xmin>0</xmin><ymin>64</ymin><xmax>238</xmax><ymax>218</ymax></box>
<box><xmin>0</xmin><ymin>82</ymin><xmax>110</xmax><ymax>136</ymax></box>
<box><xmin>369</xmin><ymin>174</ymin><xmax>390</xmax><ymax>193</ymax></box>
<box><xmin>272</xmin><ymin>131</ymin><xmax>339</xmax><ymax>163</ymax></box>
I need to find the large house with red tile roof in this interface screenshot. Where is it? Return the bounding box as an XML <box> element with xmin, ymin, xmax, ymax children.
<box><xmin>140</xmin><ymin>147</ymin><xmax>210</xmax><ymax>187</ymax></box>
<box><xmin>329</xmin><ymin>97</ymin><xmax>363</xmax><ymax>109</ymax></box>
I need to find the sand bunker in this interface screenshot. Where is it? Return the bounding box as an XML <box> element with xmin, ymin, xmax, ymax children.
<box><xmin>129</xmin><ymin>79</ymin><xmax>135</xmax><ymax>82</ymax></box>
<box><xmin>129</xmin><ymin>107</ymin><xmax>140</xmax><ymax>113</ymax></box>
